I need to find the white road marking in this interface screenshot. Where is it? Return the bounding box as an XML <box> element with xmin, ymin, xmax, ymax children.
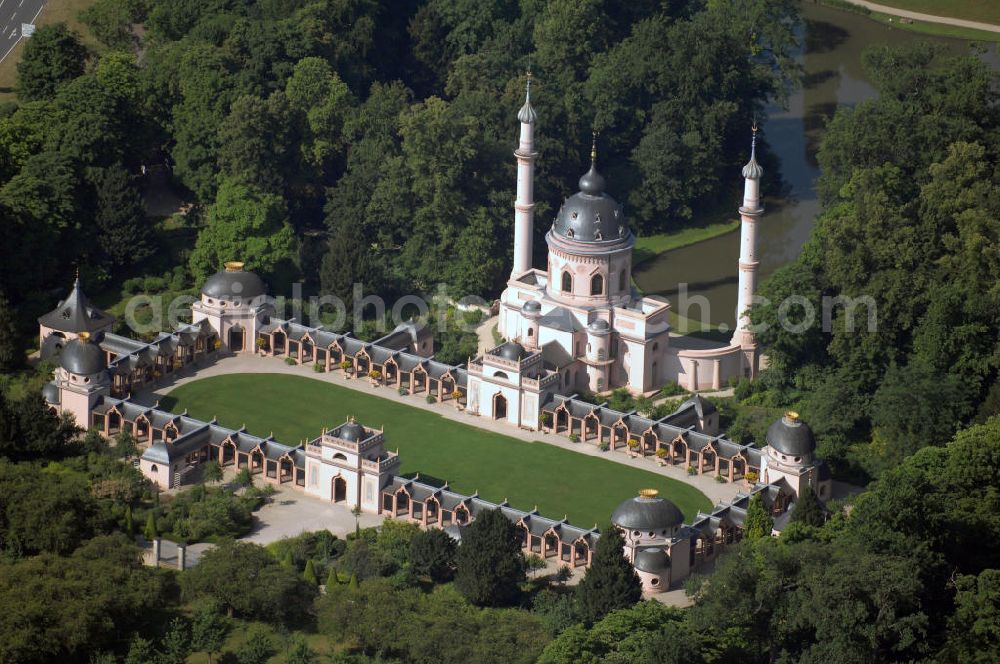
<box><xmin>0</xmin><ymin>2</ymin><xmax>47</xmax><ymax>64</ymax></box>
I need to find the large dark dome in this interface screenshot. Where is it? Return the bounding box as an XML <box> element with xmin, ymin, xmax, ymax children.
<box><xmin>60</xmin><ymin>335</ymin><xmax>106</xmax><ymax>375</ymax></box>
<box><xmin>766</xmin><ymin>412</ymin><xmax>816</xmax><ymax>456</ymax></box>
<box><xmin>611</xmin><ymin>490</ymin><xmax>684</xmax><ymax>531</ymax></box>
<box><xmin>202</xmin><ymin>262</ymin><xmax>266</xmax><ymax>300</ymax></box>
<box><xmin>497</xmin><ymin>342</ymin><xmax>527</xmax><ymax>361</ymax></box>
<box><xmin>338</xmin><ymin>421</ymin><xmax>367</xmax><ymax>442</ymax></box>
<box><xmin>552</xmin><ymin>164</ymin><xmax>627</xmax><ymax>243</ymax></box>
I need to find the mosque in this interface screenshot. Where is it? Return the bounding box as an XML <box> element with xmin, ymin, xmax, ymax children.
<box><xmin>470</xmin><ymin>77</ymin><xmax>765</xmax><ymax>429</ymax></box>
<box><xmin>33</xmin><ymin>78</ymin><xmax>832</xmax><ymax>592</ymax></box>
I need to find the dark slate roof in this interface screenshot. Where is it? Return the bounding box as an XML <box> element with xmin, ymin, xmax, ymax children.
<box><xmin>522</xmin><ymin>300</ymin><xmax>541</xmax><ymax>314</ymax></box>
<box><xmin>541</xmin><ymin>341</ymin><xmax>574</xmax><ymax>370</ymax></box>
<box><xmin>633</xmin><ymin>547</ymin><xmax>670</xmax><ymax>573</ymax></box>
<box><xmin>552</xmin><ymin>164</ymin><xmax>629</xmax><ymax>243</ymax></box>
<box><xmin>766</xmin><ymin>414</ymin><xmax>816</xmax><ymax>456</ymax></box>
<box><xmin>201</xmin><ymin>266</ymin><xmax>266</xmax><ymax>299</ymax></box>
<box><xmin>375</xmin><ymin>320</ymin><xmax>431</xmax><ymax>350</ymax></box>
<box><xmin>537</xmin><ymin>307</ymin><xmax>583</xmax><ymax>333</ymax></box>
<box><xmin>587</xmin><ymin>318</ymin><xmax>610</xmax><ymax>332</ymax></box>
<box><xmin>611</xmin><ymin>492</ymin><xmax>684</xmax><ymax>531</ymax></box>
<box><xmin>683</xmin><ymin>395</ymin><xmax>716</xmax><ymax>417</ymax></box>
<box><xmin>60</xmin><ymin>337</ymin><xmax>106</xmax><ymax>375</ymax></box>
<box><xmin>38</xmin><ymin>278</ymin><xmax>115</xmax><ymax>334</ymax></box>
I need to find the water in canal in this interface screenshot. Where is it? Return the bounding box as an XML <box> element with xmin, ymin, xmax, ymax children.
<box><xmin>633</xmin><ymin>2</ymin><xmax>1000</xmax><ymax>330</ymax></box>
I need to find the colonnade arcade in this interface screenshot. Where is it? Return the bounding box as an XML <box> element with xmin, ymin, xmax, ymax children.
<box><xmin>259</xmin><ymin>329</ymin><xmax>466</xmax><ymax>403</ymax></box>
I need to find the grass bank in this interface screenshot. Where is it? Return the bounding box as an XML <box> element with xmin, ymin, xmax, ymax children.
<box><xmin>860</xmin><ymin>0</ymin><xmax>1000</xmax><ymax>25</ymax></box>
<box><xmin>818</xmin><ymin>0</ymin><xmax>1000</xmax><ymax>42</ymax></box>
<box><xmin>633</xmin><ymin>219</ymin><xmax>741</xmax><ymax>268</ymax></box>
<box><xmin>161</xmin><ymin>373</ymin><xmax>713</xmax><ymax>528</ymax></box>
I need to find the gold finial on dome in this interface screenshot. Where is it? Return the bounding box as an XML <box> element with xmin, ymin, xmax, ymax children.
<box><xmin>639</xmin><ymin>488</ymin><xmax>659</xmax><ymax>498</ymax></box>
<box><xmin>590</xmin><ymin>131</ymin><xmax>598</xmax><ymax>165</ymax></box>
<box><xmin>785</xmin><ymin>410</ymin><xmax>799</xmax><ymax>422</ymax></box>
<box><xmin>224</xmin><ymin>261</ymin><xmax>244</xmax><ymax>272</ymax></box>
<box><xmin>78</xmin><ymin>331</ymin><xmax>90</xmax><ymax>343</ymax></box>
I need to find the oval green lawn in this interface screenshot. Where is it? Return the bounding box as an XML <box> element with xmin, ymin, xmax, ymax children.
<box><xmin>160</xmin><ymin>374</ymin><xmax>712</xmax><ymax>528</ymax></box>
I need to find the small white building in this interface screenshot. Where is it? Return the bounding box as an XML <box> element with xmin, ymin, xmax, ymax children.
<box><xmin>191</xmin><ymin>261</ymin><xmax>270</xmax><ymax>353</ymax></box>
<box><xmin>760</xmin><ymin>411</ymin><xmax>833</xmax><ymax>501</ymax></box>
<box><xmin>304</xmin><ymin>418</ymin><xmax>400</xmax><ymax>512</ymax></box>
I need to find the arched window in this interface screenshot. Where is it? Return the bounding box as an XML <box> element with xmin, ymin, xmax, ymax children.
<box><xmin>527</xmin><ymin>328</ymin><xmax>534</xmax><ymax>337</ymax></box>
<box><xmin>561</xmin><ymin>271</ymin><xmax>573</xmax><ymax>293</ymax></box>
<box><xmin>619</xmin><ymin>270</ymin><xmax>627</xmax><ymax>292</ymax></box>
<box><xmin>590</xmin><ymin>274</ymin><xmax>604</xmax><ymax>295</ymax></box>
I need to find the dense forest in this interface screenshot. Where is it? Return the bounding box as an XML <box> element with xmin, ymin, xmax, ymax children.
<box><xmin>0</xmin><ymin>0</ymin><xmax>798</xmax><ymax>364</ymax></box>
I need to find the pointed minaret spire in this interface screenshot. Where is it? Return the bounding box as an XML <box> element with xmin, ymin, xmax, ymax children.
<box><xmin>590</xmin><ymin>130</ymin><xmax>598</xmax><ymax>165</ymax></box>
<box><xmin>517</xmin><ymin>70</ymin><xmax>537</xmax><ymax>124</ymax></box>
<box><xmin>733</xmin><ymin>124</ymin><xmax>765</xmax><ymax>368</ymax></box>
<box><xmin>510</xmin><ymin>70</ymin><xmax>538</xmax><ymax>279</ymax></box>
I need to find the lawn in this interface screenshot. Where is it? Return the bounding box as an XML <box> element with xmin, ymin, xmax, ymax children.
<box><xmin>160</xmin><ymin>373</ymin><xmax>713</xmax><ymax>528</ymax></box>
<box><xmin>632</xmin><ymin>219</ymin><xmax>740</xmax><ymax>268</ymax></box>
<box><xmin>867</xmin><ymin>0</ymin><xmax>1000</xmax><ymax>25</ymax></box>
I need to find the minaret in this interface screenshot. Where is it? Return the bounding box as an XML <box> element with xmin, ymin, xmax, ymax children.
<box><xmin>511</xmin><ymin>71</ymin><xmax>537</xmax><ymax>278</ymax></box>
<box><xmin>733</xmin><ymin>126</ymin><xmax>763</xmax><ymax>349</ymax></box>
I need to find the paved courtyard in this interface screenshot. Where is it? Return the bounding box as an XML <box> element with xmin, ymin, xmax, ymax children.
<box><xmin>242</xmin><ymin>484</ymin><xmax>385</xmax><ymax>544</ymax></box>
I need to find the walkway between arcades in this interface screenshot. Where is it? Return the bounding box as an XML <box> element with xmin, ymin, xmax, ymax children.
<box><xmin>135</xmin><ymin>354</ymin><xmax>743</xmax><ymax>506</ymax></box>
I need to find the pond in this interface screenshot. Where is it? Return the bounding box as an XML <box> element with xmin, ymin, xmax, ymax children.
<box><xmin>633</xmin><ymin>2</ymin><xmax>1000</xmax><ymax>330</ymax></box>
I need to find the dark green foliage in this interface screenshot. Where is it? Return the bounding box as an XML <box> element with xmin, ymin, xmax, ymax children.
<box><xmin>0</xmin><ymin>292</ymin><xmax>21</xmax><ymax>373</ymax></box>
<box><xmin>0</xmin><ymin>393</ymin><xmax>79</xmax><ymax>461</ymax></box>
<box><xmin>788</xmin><ymin>488</ymin><xmax>826</xmax><ymax>528</ymax></box>
<box><xmin>574</xmin><ymin>525</ymin><xmax>641</xmax><ymax>625</ymax></box>
<box><xmin>158</xmin><ymin>617</ymin><xmax>191</xmax><ymax>664</ymax></box>
<box><xmin>409</xmin><ymin>527</ymin><xmax>457</xmax><ymax>582</ymax></box>
<box><xmin>303</xmin><ymin>558</ymin><xmax>318</xmax><ymax>585</ymax></box>
<box><xmin>143</xmin><ymin>511</ymin><xmax>157</xmax><ymax>541</ymax></box>
<box><xmin>16</xmin><ymin>24</ymin><xmax>87</xmax><ymax>101</ymax></box>
<box><xmin>320</xmin><ymin>216</ymin><xmax>376</xmax><ymax>314</ymax></box>
<box><xmin>455</xmin><ymin>508</ymin><xmax>526</xmax><ymax>607</ymax></box>
<box><xmin>943</xmin><ymin>569</ymin><xmax>1000</xmax><ymax>662</ymax></box>
<box><xmin>317</xmin><ymin>578</ymin><xmax>550</xmax><ymax>663</ymax></box>
<box><xmin>749</xmin><ymin>45</ymin><xmax>1000</xmax><ymax>474</ymax></box>
<box><xmin>742</xmin><ymin>494</ymin><xmax>774</xmax><ymax>542</ymax></box>
<box><xmin>189</xmin><ymin>601</ymin><xmax>229</xmax><ymax>663</ymax></box>
<box><xmin>88</xmin><ymin>163</ymin><xmax>153</xmax><ymax>273</ymax></box>
<box><xmin>181</xmin><ymin>540</ymin><xmax>316</xmax><ymax>624</ymax></box>
<box><xmin>0</xmin><ymin>459</ymin><xmax>98</xmax><ymax>555</ymax></box>
<box><xmin>0</xmin><ymin>534</ymin><xmax>168</xmax><ymax>663</ymax></box>
<box><xmin>80</xmin><ymin>0</ymin><xmax>143</xmax><ymax>50</ymax></box>
<box><xmin>235</xmin><ymin>625</ymin><xmax>273</xmax><ymax>664</ymax></box>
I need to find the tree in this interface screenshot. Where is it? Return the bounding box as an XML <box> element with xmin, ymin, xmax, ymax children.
<box><xmin>115</xmin><ymin>428</ymin><xmax>138</xmax><ymax>458</ymax></box>
<box><xmin>574</xmin><ymin>525</ymin><xmax>641</xmax><ymax>625</ymax></box>
<box><xmin>320</xmin><ymin>217</ymin><xmax>375</xmax><ymax>314</ymax></box>
<box><xmin>143</xmin><ymin>512</ymin><xmax>157</xmax><ymax>541</ymax></box>
<box><xmin>943</xmin><ymin>569</ymin><xmax>1000</xmax><ymax>662</ymax></box>
<box><xmin>455</xmin><ymin>508</ymin><xmax>526</xmax><ymax>607</ymax></box>
<box><xmin>325</xmin><ymin>567</ymin><xmax>339</xmax><ymax>589</ymax></box>
<box><xmin>181</xmin><ymin>540</ymin><xmax>316</xmax><ymax>624</ymax></box>
<box><xmin>17</xmin><ymin>24</ymin><xmax>87</xmax><ymax>101</ymax></box>
<box><xmin>188</xmin><ymin>179</ymin><xmax>297</xmax><ymax>285</ymax></box>
<box><xmin>0</xmin><ymin>291</ymin><xmax>21</xmax><ymax>372</ymax></box>
<box><xmin>788</xmin><ymin>488</ymin><xmax>826</xmax><ymax>528</ymax></box>
<box><xmin>80</xmin><ymin>0</ymin><xmax>141</xmax><ymax>50</ymax></box>
<box><xmin>88</xmin><ymin>163</ymin><xmax>153</xmax><ymax>273</ymax></box>
<box><xmin>158</xmin><ymin>618</ymin><xmax>190</xmax><ymax>664</ymax></box>
<box><xmin>285</xmin><ymin>637</ymin><xmax>315</xmax><ymax>664</ymax></box>
<box><xmin>235</xmin><ymin>625</ymin><xmax>272</xmax><ymax>664</ymax></box>
<box><xmin>216</xmin><ymin>93</ymin><xmax>290</xmax><ymax>193</ymax></box>
<box><xmin>190</xmin><ymin>602</ymin><xmax>229</xmax><ymax>664</ymax></box>
<box><xmin>743</xmin><ymin>494</ymin><xmax>773</xmax><ymax>542</ymax></box>
<box><xmin>123</xmin><ymin>505</ymin><xmax>134</xmax><ymax>536</ymax></box>
<box><xmin>303</xmin><ymin>559</ymin><xmax>318</xmax><ymax>586</ymax></box>
<box><xmin>201</xmin><ymin>460</ymin><xmax>223</xmax><ymax>484</ymax></box>
<box><xmin>124</xmin><ymin>636</ymin><xmax>155</xmax><ymax>664</ymax></box>
<box><xmin>409</xmin><ymin>528</ymin><xmax>457</xmax><ymax>583</ymax></box>
<box><xmin>0</xmin><ymin>460</ymin><xmax>97</xmax><ymax>555</ymax></box>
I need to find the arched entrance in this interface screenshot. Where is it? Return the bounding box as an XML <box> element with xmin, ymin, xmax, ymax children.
<box><xmin>493</xmin><ymin>393</ymin><xmax>508</xmax><ymax>420</ymax></box>
<box><xmin>228</xmin><ymin>326</ymin><xmax>245</xmax><ymax>352</ymax></box>
<box><xmin>332</xmin><ymin>476</ymin><xmax>347</xmax><ymax>503</ymax></box>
